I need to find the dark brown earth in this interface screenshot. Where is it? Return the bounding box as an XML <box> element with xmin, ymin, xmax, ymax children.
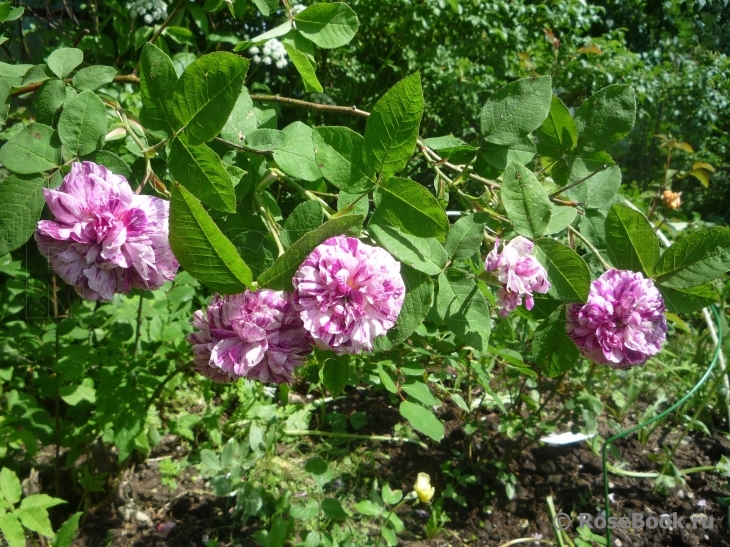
<box><xmin>48</xmin><ymin>389</ymin><xmax>730</xmax><ymax>547</ymax></box>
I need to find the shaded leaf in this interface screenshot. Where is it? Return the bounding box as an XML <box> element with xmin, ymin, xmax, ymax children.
<box><xmin>604</xmin><ymin>204</ymin><xmax>659</xmax><ymax>276</ymax></box>
<box><xmin>535</xmin><ymin>239</ymin><xmax>591</xmax><ymax>302</ymax></box>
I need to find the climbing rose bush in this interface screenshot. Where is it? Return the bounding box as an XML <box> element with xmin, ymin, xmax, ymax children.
<box><xmin>293</xmin><ymin>235</ymin><xmax>406</xmax><ymax>354</ymax></box>
<box><xmin>187</xmin><ymin>290</ymin><xmax>312</xmax><ymax>384</ymax></box>
<box><xmin>35</xmin><ymin>161</ymin><xmax>178</xmax><ymax>301</ymax></box>
<box><xmin>565</xmin><ymin>269</ymin><xmax>667</xmax><ymax>368</ymax></box>
<box><xmin>485</xmin><ymin>236</ymin><xmax>550</xmax><ymax>316</ymax></box>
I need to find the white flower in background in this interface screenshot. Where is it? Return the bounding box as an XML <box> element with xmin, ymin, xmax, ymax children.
<box><xmin>291</xmin><ymin>3</ymin><xmax>307</xmax><ymax>15</ymax></box>
<box><xmin>249</xmin><ymin>39</ymin><xmax>288</xmax><ymax>69</ymax></box>
<box><xmin>127</xmin><ymin>0</ymin><xmax>168</xmax><ymax>24</ymax></box>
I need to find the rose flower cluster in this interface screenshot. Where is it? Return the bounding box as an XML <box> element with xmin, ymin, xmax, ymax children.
<box><xmin>187</xmin><ymin>235</ymin><xmax>406</xmax><ymax>383</ymax></box>
<box><xmin>38</xmin><ymin>163</ymin><xmax>669</xmax><ymax>385</ymax></box>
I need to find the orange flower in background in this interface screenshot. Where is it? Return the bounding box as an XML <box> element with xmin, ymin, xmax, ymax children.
<box><xmin>662</xmin><ymin>190</ymin><xmax>682</xmax><ymax>210</ymax></box>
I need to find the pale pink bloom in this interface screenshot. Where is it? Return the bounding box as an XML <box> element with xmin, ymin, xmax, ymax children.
<box><xmin>187</xmin><ymin>290</ymin><xmax>312</xmax><ymax>384</ymax></box>
<box><xmin>485</xmin><ymin>236</ymin><xmax>550</xmax><ymax>316</ymax></box>
<box><xmin>35</xmin><ymin>161</ymin><xmax>178</xmax><ymax>301</ymax></box>
<box><xmin>566</xmin><ymin>269</ymin><xmax>667</xmax><ymax>368</ymax></box>
<box><xmin>293</xmin><ymin>235</ymin><xmax>406</xmax><ymax>354</ymax></box>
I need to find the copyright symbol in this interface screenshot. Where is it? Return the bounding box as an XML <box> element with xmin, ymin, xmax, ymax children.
<box><xmin>553</xmin><ymin>512</ymin><xmax>571</xmax><ymax>531</ymax></box>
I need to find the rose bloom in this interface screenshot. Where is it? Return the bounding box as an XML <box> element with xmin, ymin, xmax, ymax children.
<box><xmin>187</xmin><ymin>290</ymin><xmax>312</xmax><ymax>384</ymax></box>
<box><xmin>662</xmin><ymin>190</ymin><xmax>682</xmax><ymax>210</ymax></box>
<box><xmin>566</xmin><ymin>269</ymin><xmax>667</xmax><ymax>368</ymax></box>
<box><xmin>485</xmin><ymin>236</ymin><xmax>550</xmax><ymax>316</ymax></box>
<box><xmin>35</xmin><ymin>161</ymin><xmax>178</xmax><ymax>301</ymax></box>
<box><xmin>293</xmin><ymin>235</ymin><xmax>406</xmax><ymax>354</ymax></box>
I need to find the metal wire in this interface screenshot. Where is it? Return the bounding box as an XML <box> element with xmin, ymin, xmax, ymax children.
<box><xmin>601</xmin><ymin>304</ymin><xmax>724</xmax><ymax>544</ymax></box>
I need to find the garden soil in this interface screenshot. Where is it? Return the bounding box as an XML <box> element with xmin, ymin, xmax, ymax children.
<box><xmin>55</xmin><ymin>389</ymin><xmax>729</xmax><ymax>547</ymax></box>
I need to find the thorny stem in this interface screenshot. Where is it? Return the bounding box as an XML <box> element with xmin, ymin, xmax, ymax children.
<box><xmin>249</xmin><ymin>94</ymin><xmax>371</xmax><ymax>118</ymax></box>
<box><xmin>134</xmin><ymin>295</ymin><xmax>144</xmax><ymax>357</ymax></box>
<box><xmin>254</xmin><ymin>192</ymin><xmax>286</xmax><ymax>256</ymax></box>
<box><xmin>270</xmin><ymin>168</ymin><xmax>335</xmax><ymax>218</ymax></box>
<box><xmin>11</xmin><ymin>74</ymin><xmax>140</xmax><ymax>96</ymax></box>
<box><xmin>149</xmin><ymin>0</ymin><xmax>186</xmax><ymax>44</ymax></box>
<box><xmin>283</xmin><ymin>430</ymin><xmax>428</xmax><ymax>450</ymax></box>
<box><xmin>567</xmin><ymin>225</ymin><xmax>612</xmax><ymax>271</ymax></box>
<box><xmin>214</xmin><ymin>137</ymin><xmax>273</xmax><ymax>156</ymax></box>
<box><xmin>548</xmin><ymin>164</ymin><xmax>607</xmax><ymax>199</ymax></box>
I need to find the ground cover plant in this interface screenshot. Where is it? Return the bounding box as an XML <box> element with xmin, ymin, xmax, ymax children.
<box><xmin>0</xmin><ymin>0</ymin><xmax>730</xmax><ymax>546</ymax></box>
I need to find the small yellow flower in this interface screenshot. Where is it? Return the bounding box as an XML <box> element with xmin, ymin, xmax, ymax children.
<box><xmin>414</xmin><ymin>472</ymin><xmax>435</xmax><ymax>503</ymax></box>
<box><xmin>662</xmin><ymin>190</ymin><xmax>682</xmax><ymax>210</ymax></box>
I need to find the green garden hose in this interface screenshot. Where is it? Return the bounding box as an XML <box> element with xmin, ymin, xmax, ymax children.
<box><xmin>601</xmin><ymin>304</ymin><xmax>724</xmax><ymax>544</ymax></box>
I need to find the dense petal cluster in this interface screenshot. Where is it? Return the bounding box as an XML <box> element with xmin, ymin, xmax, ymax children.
<box><xmin>566</xmin><ymin>269</ymin><xmax>667</xmax><ymax>368</ymax></box>
<box><xmin>249</xmin><ymin>39</ymin><xmax>288</xmax><ymax>69</ymax></box>
<box><xmin>35</xmin><ymin>161</ymin><xmax>178</xmax><ymax>301</ymax></box>
<box><xmin>485</xmin><ymin>236</ymin><xmax>550</xmax><ymax>316</ymax></box>
<box><xmin>127</xmin><ymin>0</ymin><xmax>167</xmax><ymax>24</ymax></box>
<box><xmin>293</xmin><ymin>236</ymin><xmax>406</xmax><ymax>354</ymax></box>
<box><xmin>187</xmin><ymin>290</ymin><xmax>312</xmax><ymax>384</ymax></box>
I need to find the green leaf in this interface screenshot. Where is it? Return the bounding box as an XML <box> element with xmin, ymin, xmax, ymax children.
<box><xmin>532</xmin><ymin>308</ymin><xmax>580</xmax><ymax>378</ymax></box>
<box><xmin>368</xmin><ymin>221</ymin><xmax>447</xmax><ymax>276</ymax></box>
<box><xmin>140</xmin><ymin>43</ymin><xmax>181</xmax><ymax>134</ymax></box>
<box><xmin>478</xmin><ymin>138</ymin><xmax>536</xmax><ymax>171</ymax></box>
<box><xmin>0</xmin><ymin>467</ymin><xmax>21</xmax><ymax>504</ymax></box>
<box><xmin>653</xmin><ymin>227</ymin><xmax>730</xmax><ymax>288</ymax></box>
<box><xmin>283</xmin><ymin>43</ymin><xmax>323</xmax><ymax>93</ymax></box>
<box><xmin>169</xmin><ymin>184</ymin><xmax>253</xmax><ymax>293</ymax></box>
<box><xmin>399</xmin><ymin>401</ymin><xmax>444</xmax><ymax>441</ymax></box>
<box><xmin>58</xmin><ymin>384</ymin><xmax>96</xmax><ymax>406</ymax></box>
<box><xmin>536</xmin><ymin>95</ymin><xmax>577</xmax><ymax>156</ymax></box>
<box><xmin>0</xmin><ymin>122</ymin><xmax>61</xmax><ymax>174</ymax></box>
<box><xmin>534</xmin><ymin>239</ymin><xmax>591</xmax><ymax>302</ymax></box>
<box><xmin>252</xmin><ymin>0</ymin><xmax>278</xmax><ymax>16</ymax></box>
<box><xmin>72</xmin><ymin>65</ymin><xmax>117</xmax><ymax>91</ymax></box>
<box><xmin>659</xmin><ymin>283</ymin><xmax>718</xmax><ymax>314</ymax></box>
<box><xmin>604</xmin><ymin>203</ymin><xmax>659</xmax><ymax>276</ymax></box>
<box><xmin>372</xmin><ymin>265</ymin><xmax>434</xmax><ymax>350</ymax></box>
<box><xmin>421</xmin><ymin>135</ymin><xmax>478</xmax><ymax>163</ymax></box>
<box><xmin>257</xmin><ymin>214</ymin><xmax>364</xmax><ymax>290</ymax></box>
<box><xmin>294</xmin><ymin>3</ymin><xmax>360</xmax><ymax>49</ymax></box>
<box><xmin>200</xmin><ymin>448</ymin><xmax>222</xmax><ymax>471</ymax></box>
<box><xmin>17</xmin><ymin>507</ymin><xmax>54</xmax><ymax>537</ymax></box>
<box><xmin>57</xmin><ymin>90</ymin><xmax>107</xmax><ymax>156</ymax></box>
<box><xmin>280</xmin><ymin>201</ymin><xmax>323</xmax><ymax>248</ymax></box>
<box><xmin>321</xmin><ymin>498</ymin><xmax>348</xmax><ymax>520</ymax></box>
<box><xmin>312</xmin><ymin>126</ymin><xmax>373</xmax><ymax>193</ymax></box>
<box><xmin>381</xmin><ymin>484</ymin><xmax>403</xmax><ymax>506</ymax></box>
<box><xmin>480</xmin><ymin>75</ymin><xmax>552</xmax><ymax>145</ymax></box>
<box><xmin>173</xmin><ymin>52</ymin><xmax>249</xmax><ymax>145</ymax></box>
<box><xmin>574</xmin><ymin>85</ymin><xmax>636</xmax><ymax>153</ymax></box>
<box><xmin>0</xmin><ymin>175</ymin><xmax>45</xmax><ymax>256</ymax></box>
<box><xmin>20</xmin><ymin>494</ymin><xmax>66</xmax><ymax>510</ymax></box>
<box><xmin>354</xmin><ymin>500</ymin><xmax>382</xmax><ymax>517</ymax></box>
<box><xmin>501</xmin><ymin>161</ymin><xmax>552</xmax><ymax>239</ymax></box>
<box><xmin>0</xmin><ymin>514</ymin><xmax>24</xmax><ymax>547</ymax></box>
<box><xmin>322</xmin><ymin>357</ymin><xmax>349</xmax><ymax>397</ymax></box>
<box><xmin>436</xmin><ymin>269</ymin><xmax>491</xmax><ymax>351</ymax></box>
<box><xmin>402</xmin><ymin>379</ymin><xmax>440</xmax><ymax>407</ymax></box>
<box><xmin>378</xmin><ymin>363</ymin><xmax>398</xmax><ymax>393</ymax></box>
<box><xmin>244</xmin><ymin>128</ymin><xmax>290</xmax><ymax>151</ymax></box>
<box><xmin>544</xmin><ymin>205</ymin><xmax>577</xmax><ymax>236</ymax></box>
<box><xmin>221</xmin><ymin>87</ymin><xmax>256</xmax><ymax>144</ymax></box>
<box><xmin>579</xmin><ymin>209</ymin><xmax>608</xmax><ymax>252</ymax></box>
<box><xmin>272</xmin><ymin>121</ymin><xmax>322</xmax><ymax>182</ymax></box>
<box><xmin>51</xmin><ymin>512</ymin><xmax>82</xmax><ymax>547</ymax></box>
<box><xmin>0</xmin><ymin>77</ymin><xmax>10</xmax><ymax>127</ymax></box>
<box><xmin>46</xmin><ymin>48</ymin><xmax>83</xmax><ymax>79</ymax></box>
<box><xmin>555</xmin><ymin>156</ymin><xmax>621</xmax><ymax>210</ymax></box>
<box><xmin>372</xmin><ymin>177</ymin><xmax>448</xmax><ymax>238</ymax></box>
<box><xmin>290</xmin><ymin>500</ymin><xmax>319</xmax><ymax>521</ymax></box>
<box><xmin>169</xmin><ymin>136</ymin><xmax>236</xmax><ymax>213</ymax></box>
<box><xmin>34</xmin><ymin>79</ymin><xmax>67</xmax><ymax>125</ymax></box>
<box><xmin>444</xmin><ymin>213</ymin><xmax>487</xmax><ymax>261</ymax></box>
<box><xmin>363</xmin><ymin>73</ymin><xmax>423</xmax><ymax>181</ymax></box>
